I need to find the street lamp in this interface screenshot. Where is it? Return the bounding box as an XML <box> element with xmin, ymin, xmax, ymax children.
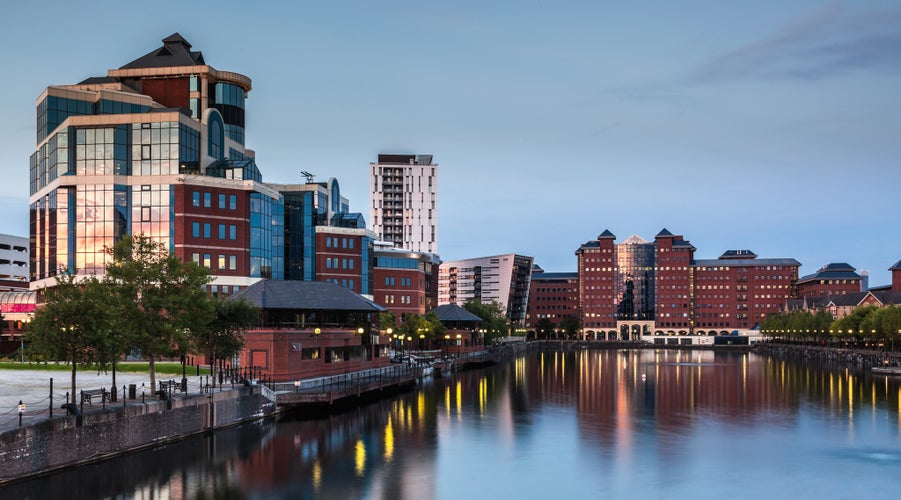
<box><xmin>456</xmin><ymin>333</ymin><xmax>462</xmax><ymax>358</ymax></box>
<box><xmin>21</xmin><ymin>315</ymin><xmax>31</xmax><ymax>363</ymax></box>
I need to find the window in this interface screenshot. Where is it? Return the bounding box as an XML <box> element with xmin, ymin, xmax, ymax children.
<box><xmin>218</xmin><ymin>255</ymin><xmax>225</xmax><ymax>270</ymax></box>
<box><xmin>218</xmin><ymin>224</ymin><xmax>226</xmax><ymax>239</ymax></box>
<box><xmin>229</xmin><ymin>225</ymin><xmax>237</xmax><ymax>240</ymax></box>
<box><xmin>203</xmin><ymin>192</ymin><xmax>211</xmax><ymax>208</ymax></box>
<box><xmin>326</xmin><ymin>258</ymin><xmax>332</xmax><ymax>269</ymax></box>
<box><xmin>141</xmin><ymin>207</ymin><xmax>151</xmax><ymax>222</ymax></box>
<box><xmin>192</xmin><ymin>222</ymin><xmax>200</xmax><ymax>238</ymax></box>
<box><xmin>349</xmin><ymin>239</ymin><xmax>354</xmax><ymax>249</ymax></box>
<box><xmin>192</xmin><ymin>191</ymin><xmax>200</xmax><ymax>207</ymax></box>
<box><xmin>203</xmin><ymin>223</ymin><xmax>211</xmax><ymax>238</ymax></box>
<box><xmin>229</xmin><ymin>194</ymin><xmax>237</xmax><ymax>210</ymax></box>
<box><xmin>219</xmin><ymin>193</ymin><xmax>226</xmax><ymax>209</ymax></box>
<box><xmin>202</xmin><ymin>254</ymin><xmax>211</xmax><ymax>268</ymax></box>
<box><xmin>349</xmin><ymin>259</ymin><xmax>354</xmax><ymax>270</ymax></box>
<box><xmin>229</xmin><ymin>255</ymin><xmax>237</xmax><ymax>270</ymax></box>
<box><xmin>192</xmin><ymin>253</ymin><xmax>200</xmax><ymax>265</ymax></box>
<box><xmin>326</xmin><ymin>237</ymin><xmax>331</xmax><ymax>248</ymax></box>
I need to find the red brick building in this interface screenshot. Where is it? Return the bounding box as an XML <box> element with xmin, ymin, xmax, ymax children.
<box><xmin>314</xmin><ymin>227</ymin><xmax>376</xmax><ymax>295</ymax></box>
<box><xmin>653</xmin><ymin>229</ymin><xmax>695</xmax><ymax>331</ymax></box>
<box><xmin>371</xmin><ymin>243</ymin><xmax>439</xmax><ymax>324</ymax></box>
<box><xmin>524</xmin><ymin>267</ymin><xmax>579</xmax><ymax>330</ymax></box>
<box><xmin>693</xmin><ymin>250</ymin><xmax>799</xmax><ymax>332</ymax></box>
<box><xmin>795</xmin><ymin>263</ymin><xmax>862</xmax><ymax>298</ymax></box>
<box><xmin>575</xmin><ymin>230</ymin><xmax>616</xmax><ymax>331</ymax></box>
<box><xmin>233</xmin><ymin>280</ymin><xmax>390</xmax><ymax>382</ymax></box>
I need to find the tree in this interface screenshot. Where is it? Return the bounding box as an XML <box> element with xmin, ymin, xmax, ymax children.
<box><xmin>195</xmin><ymin>298</ymin><xmax>257</xmax><ymax>386</ymax></box>
<box><xmin>535</xmin><ymin>318</ymin><xmax>554</xmax><ymax>340</ymax></box>
<box><xmin>831</xmin><ymin>305</ymin><xmax>880</xmax><ymax>341</ymax></box>
<box><xmin>561</xmin><ymin>315</ymin><xmax>582</xmax><ymax>340</ymax></box>
<box><xmin>398</xmin><ymin>311</ymin><xmax>446</xmax><ymax>348</ymax></box>
<box><xmin>463</xmin><ymin>299</ymin><xmax>508</xmax><ymax>344</ymax></box>
<box><xmin>379</xmin><ymin>311</ymin><xmax>397</xmax><ymax>331</ymax></box>
<box><xmin>25</xmin><ymin>274</ymin><xmax>115</xmax><ymax>398</ymax></box>
<box><xmin>104</xmin><ymin>235</ymin><xmax>214</xmax><ymax>392</ymax></box>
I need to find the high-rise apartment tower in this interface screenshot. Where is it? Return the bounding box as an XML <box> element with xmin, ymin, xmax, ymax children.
<box><xmin>370</xmin><ymin>154</ymin><xmax>437</xmax><ymax>254</ymax></box>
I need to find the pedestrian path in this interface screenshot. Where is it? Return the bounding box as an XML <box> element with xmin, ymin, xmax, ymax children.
<box><xmin>0</xmin><ymin>368</ymin><xmax>211</xmax><ymax>432</ymax></box>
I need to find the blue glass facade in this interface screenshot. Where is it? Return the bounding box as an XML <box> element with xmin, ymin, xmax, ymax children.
<box><xmin>249</xmin><ymin>193</ymin><xmax>283</xmax><ymax>280</ymax></box>
<box><xmin>211</xmin><ymin>82</ymin><xmax>245</xmax><ymax>144</ymax></box>
<box><xmin>283</xmin><ymin>191</ymin><xmax>316</xmax><ymax>281</ymax></box>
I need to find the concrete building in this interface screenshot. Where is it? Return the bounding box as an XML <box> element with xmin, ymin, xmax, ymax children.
<box><xmin>369</xmin><ymin>154</ymin><xmax>437</xmax><ymax>254</ymax></box>
<box><xmin>0</xmin><ymin>234</ymin><xmax>29</xmax><ymax>290</ymax></box>
<box><xmin>438</xmin><ymin>253</ymin><xmax>533</xmax><ymax>326</ymax></box>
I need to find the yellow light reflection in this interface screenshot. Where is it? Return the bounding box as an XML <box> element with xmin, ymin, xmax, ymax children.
<box><xmin>479</xmin><ymin>377</ymin><xmax>486</xmax><ymax>415</ymax></box>
<box><xmin>417</xmin><ymin>392</ymin><xmax>425</xmax><ymax>425</ymax></box>
<box><xmin>445</xmin><ymin>386</ymin><xmax>451</xmax><ymax>418</ymax></box>
<box><xmin>384</xmin><ymin>418</ymin><xmax>394</xmax><ymax>462</ymax></box>
<box><xmin>456</xmin><ymin>381</ymin><xmax>462</xmax><ymax>421</ymax></box>
<box><xmin>354</xmin><ymin>438</ymin><xmax>366</xmax><ymax>477</ymax></box>
<box><xmin>313</xmin><ymin>461</ymin><xmax>322</xmax><ymax>492</ymax></box>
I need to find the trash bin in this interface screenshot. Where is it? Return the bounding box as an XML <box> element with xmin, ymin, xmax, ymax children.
<box><xmin>128</xmin><ymin>384</ymin><xmax>137</xmax><ymax>399</ymax></box>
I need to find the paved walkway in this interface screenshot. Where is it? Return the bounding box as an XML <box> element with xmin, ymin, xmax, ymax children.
<box><xmin>0</xmin><ymin>367</ymin><xmax>220</xmax><ymax>432</ymax></box>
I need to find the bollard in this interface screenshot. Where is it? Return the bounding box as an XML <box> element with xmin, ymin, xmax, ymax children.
<box><xmin>123</xmin><ymin>385</ymin><xmax>127</xmax><ymax>406</ymax></box>
<box><xmin>18</xmin><ymin>400</ymin><xmax>24</xmax><ymax>427</ymax></box>
<box><xmin>50</xmin><ymin>377</ymin><xmax>54</xmax><ymax>418</ymax></box>
<box><xmin>141</xmin><ymin>383</ymin><xmax>145</xmax><ymax>403</ymax></box>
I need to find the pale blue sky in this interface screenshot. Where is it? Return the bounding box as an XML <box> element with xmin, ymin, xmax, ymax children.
<box><xmin>1</xmin><ymin>0</ymin><xmax>899</xmax><ymax>285</ymax></box>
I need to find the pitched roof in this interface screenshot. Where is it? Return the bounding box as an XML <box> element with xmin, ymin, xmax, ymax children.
<box><xmin>230</xmin><ymin>280</ymin><xmax>386</xmax><ymax>312</ymax></box>
<box><xmin>797</xmin><ymin>262</ymin><xmax>861</xmax><ymax>284</ymax></box>
<box><xmin>890</xmin><ymin>260</ymin><xmax>901</xmax><ymax>271</ymax></box>
<box><xmin>431</xmin><ymin>304</ymin><xmax>482</xmax><ymax>322</ymax></box>
<box><xmin>656</xmin><ymin>228</ymin><xmax>674</xmax><ymax>237</ymax></box>
<box><xmin>120</xmin><ymin>33</ymin><xmax>206</xmax><ymax>69</ymax></box>
<box><xmin>693</xmin><ymin>258</ymin><xmax>801</xmax><ymax>268</ymax></box>
<box><xmin>598</xmin><ymin>229</ymin><xmax>616</xmax><ymax>239</ymax></box>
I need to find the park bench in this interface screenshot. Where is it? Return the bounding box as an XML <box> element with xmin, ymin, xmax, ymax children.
<box><xmin>81</xmin><ymin>388</ymin><xmax>110</xmax><ymax>406</ymax></box>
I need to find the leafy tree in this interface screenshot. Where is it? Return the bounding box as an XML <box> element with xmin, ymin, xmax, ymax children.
<box><xmin>463</xmin><ymin>299</ymin><xmax>508</xmax><ymax>344</ymax></box>
<box><xmin>535</xmin><ymin>318</ymin><xmax>554</xmax><ymax>340</ymax></box>
<box><xmin>25</xmin><ymin>274</ymin><xmax>115</xmax><ymax>398</ymax></box>
<box><xmin>860</xmin><ymin>305</ymin><xmax>901</xmax><ymax>348</ymax></box>
<box><xmin>561</xmin><ymin>315</ymin><xmax>582</xmax><ymax>340</ymax></box>
<box><xmin>379</xmin><ymin>311</ymin><xmax>397</xmax><ymax>331</ymax></box>
<box><xmin>398</xmin><ymin>311</ymin><xmax>446</xmax><ymax>347</ymax></box>
<box><xmin>104</xmin><ymin>235</ymin><xmax>214</xmax><ymax>392</ymax></box>
<box><xmin>194</xmin><ymin>298</ymin><xmax>257</xmax><ymax>386</ymax></box>
<box><xmin>831</xmin><ymin>305</ymin><xmax>880</xmax><ymax>341</ymax></box>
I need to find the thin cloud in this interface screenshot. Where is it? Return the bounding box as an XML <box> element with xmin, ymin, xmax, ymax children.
<box><xmin>691</xmin><ymin>3</ymin><xmax>901</xmax><ymax>82</ymax></box>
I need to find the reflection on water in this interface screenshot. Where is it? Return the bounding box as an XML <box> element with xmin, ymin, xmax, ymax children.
<box><xmin>3</xmin><ymin>349</ymin><xmax>901</xmax><ymax>499</ymax></box>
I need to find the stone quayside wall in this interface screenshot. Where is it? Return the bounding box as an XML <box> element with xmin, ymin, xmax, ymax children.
<box><xmin>0</xmin><ymin>386</ymin><xmax>274</xmax><ymax>485</ymax></box>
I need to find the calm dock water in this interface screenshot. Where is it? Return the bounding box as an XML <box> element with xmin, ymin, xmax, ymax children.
<box><xmin>3</xmin><ymin>348</ymin><xmax>901</xmax><ymax>499</ymax></box>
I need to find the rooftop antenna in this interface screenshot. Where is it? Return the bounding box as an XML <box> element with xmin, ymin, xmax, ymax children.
<box><xmin>300</xmin><ymin>171</ymin><xmax>315</xmax><ymax>183</ymax></box>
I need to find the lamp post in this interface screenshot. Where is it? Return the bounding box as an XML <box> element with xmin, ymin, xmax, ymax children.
<box><xmin>456</xmin><ymin>333</ymin><xmax>462</xmax><ymax>358</ymax></box>
<box><xmin>444</xmin><ymin>334</ymin><xmax>450</xmax><ymax>358</ymax></box>
<box><xmin>21</xmin><ymin>315</ymin><xmax>31</xmax><ymax>363</ymax></box>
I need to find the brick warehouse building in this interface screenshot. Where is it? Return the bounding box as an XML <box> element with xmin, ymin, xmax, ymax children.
<box><xmin>544</xmin><ymin>229</ymin><xmax>802</xmax><ymax>340</ymax></box>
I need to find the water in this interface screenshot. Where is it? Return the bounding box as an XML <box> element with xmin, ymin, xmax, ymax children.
<box><xmin>3</xmin><ymin>348</ymin><xmax>901</xmax><ymax>499</ymax></box>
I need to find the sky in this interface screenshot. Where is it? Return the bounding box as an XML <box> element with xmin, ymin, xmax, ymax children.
<box><xmin>1</xmin><ymin>0</ymin><xmax>899</xmax><ymax>286</ymax></box>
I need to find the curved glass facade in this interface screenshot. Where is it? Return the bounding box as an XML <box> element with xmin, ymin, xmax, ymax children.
<box><xmin>211</xmin><ymin>82</ymin><xmax>245</xmax><ymax>144</ymax></box>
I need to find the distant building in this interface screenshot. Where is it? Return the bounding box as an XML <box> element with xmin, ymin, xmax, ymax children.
<box><xmin>0</xmin><ymin>234</ymin><xmax>29</xmax><ymax>290</ymax></box>
<box><xmin>795</xmin><ymin>263</ymin><xmax>862</xmax><ymax>298</ymax></box>
<box><xmin>369</xmin><ymin>154</ymin><xmax>437</xmax><ymax>254</ymax></box>
<box><xmin>524</xmin><ymin>266</ymin><xmax>579</xmax><ymax>330</ymax></box>
<box><xmin>557</xmin><ymin>228</ymin><xmax>801</xmax><ymax>339</ymax></box>
<box><xmin>371</xmin><ymin>241</ymin><xmax>440</xmax><ymax>322</ymax></box>
<box><xmin>438</xmin><ymin>253</ymin><xmax>534</xmax><ymax>326</ymax></box>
